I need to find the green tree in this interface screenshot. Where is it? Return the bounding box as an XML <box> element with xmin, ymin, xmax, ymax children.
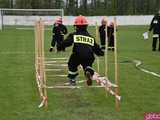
<box><xmin>15</xmin><ymin>0</ymin><xmax>32</xmax><ymax>8</ymax></box>
<box><xmin>0</xmin><ymin>0</ymin><xmax>10</xmax><ymax>8</ymax></box>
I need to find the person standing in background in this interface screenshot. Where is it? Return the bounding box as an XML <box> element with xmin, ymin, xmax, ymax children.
<box><xmin>149</xmin><ymin>11</ymin><xmax>160</xmax><ymax>51</ymax></box>
<box><xmin>49</xmin><ymin>17</ymin><xmax>68</xmax><ymax>52</ymax></box>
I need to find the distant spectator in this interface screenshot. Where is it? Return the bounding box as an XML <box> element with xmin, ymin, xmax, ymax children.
<box><xmin>99</xmin><ymin>18</ymin><xmax>109</xmax><ymax>50</ymax></box>
<box><xmin>99</xmin><ymin>18</ymin><xmax>115</xmax><ymax>51</ymax></box>
<box><xmin>149</xmin><ymin>11</ymin><xmax>160</xmax><ymax>51</ymax></box>
<box><xmin>108</xmin><ymin>22</ymin><xmax>115</xmax><ymax>51</ymax></box>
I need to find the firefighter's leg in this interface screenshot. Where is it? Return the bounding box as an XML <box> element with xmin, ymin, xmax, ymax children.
<box><xmin>56</xmin><ymin>44</ymin><xmax>62</xmax><ymax>52</ymax></box>
<box><xmin>49</xmin><ymin>35</ymin><xmax>56</xmax><ymax>52</ymax></box>
<box><xmin>61</xmin><ymin>36</ymin><xmax>65</xmax><ymax>51</ymax></box>
<box><xmin>111</xmin><ymin>36</ymin><xmax>114</xmax><ymax>51</ymax></box>
<box><xmin>100</xmin><ymin>38</ymin><xmax>105</xmax><ymax>50</ymax></box>
<box><xmin>81</xmin><ymin>58</ymin><xmax>95</xmax><ymax>86</ymax></box>
<box><xmin>67</xmin><ymin>54</ymin><xmax>79</xmax><ymax>86</ymax></box>
<box><xmin>56</xmin><ymin>36</ymin><xmax>65</xmax><ymax>52</ymax></box>
<box><xmin>61</xmin><ymin>45</ymin><xmax>65</xmax><ymax>51</ymax></box>
<box><xmin>158</xmin><ymin>35</ymin><xmax>160</xmax><ymax>51</ymax></box>
<box><xmin>108</xmin><ymin>38</ymin><xmax>112</xmax><ymax>50</ymax></box>
<box><xmin>152</xmin><ymin>34</ymin><xmax>158</xmax><ymax>51</ymax></box>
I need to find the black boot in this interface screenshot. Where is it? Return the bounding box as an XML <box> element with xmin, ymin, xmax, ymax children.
<box><xmin>84</xmin><ymin>67</ymin><xmax>94</xmax><ymax>86</ymax></box>
<box><xmin>69</xmin><ymin>79</ymin><xmax>76</xmax><ymax>86</ymax></box>
<box><xmin>86</xmin><ymin>71</ymin><xmax>92</xmax><ymax>86</ymax></box>
<box><xmin>152</xmin><ymin>48</ymin><xmax>156</xmax><ymax>51</ymax></box>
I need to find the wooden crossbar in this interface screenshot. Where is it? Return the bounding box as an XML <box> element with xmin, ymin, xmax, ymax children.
<box><xmin>45</xmin><ymin>85</ymin><xmax>105</xmax><ymax>89</ymax></box>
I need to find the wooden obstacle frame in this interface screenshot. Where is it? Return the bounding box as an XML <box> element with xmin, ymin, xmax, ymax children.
<box><xmin>35</xmin><ymin>17</ymin><xmax>121</xmax><ymax>110</ymax></box>
<box><xmin>95</xmin><ymin>17</ymin><xmax>120</xmax><ymax>111</ymax></box>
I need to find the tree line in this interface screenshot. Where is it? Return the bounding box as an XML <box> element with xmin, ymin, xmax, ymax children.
<box><xmin>0</xmin><ymin>0</ymin><xmax>160</xmax><ymax>15</ymax></box>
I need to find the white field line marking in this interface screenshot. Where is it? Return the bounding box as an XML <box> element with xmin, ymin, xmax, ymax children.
<box><xmin>16</xmin><ymin>27</ymin><xmax>51</xmax><ymax>31</ymax></box>
<box><xmin>45</xmin><ymin>85</ymin><xmax>104</xmax><ymax>89</ymax></box>
<box><xmin>0</xmin><ymin>51</ymin><xmax>34</xmax><ymax>54</ymax></box>
<box><xmin>46</xmin><ymin>75</ymin><xmax>83</xmax><ymax>77</ymax></box>
<box><xmin>45</xmin><ymin>64</ymin><xmax>67</xmax><ymax>67</ymax></box>
<box><xmin>45</xmin><ymin>57</ymin><xmax>68</xmax><ymax>60</ymax></box>
<box><xmin>47</xmin><ymin>74</ymin><xmax>67</xmax><ymax>77</ymax></box>
<box><xmin>133</xmin><ymin>60</ymin><xmax>160</xmax><ymax>78</ymax></box>
<box><xmin>45</xmin><ymin>69</ymin><xmax>65</xmax><ymax>71</ymax></box>
<box><xmin>45</xmin><ymin>61</ymin><xmax>67</xmax><ymax>63</ymax></box>
<box><xmin>64</xmin><ymin>80</ymin><xmax>86</xmax><ymax>85</ymax></box>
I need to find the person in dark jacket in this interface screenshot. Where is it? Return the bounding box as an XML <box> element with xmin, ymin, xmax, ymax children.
<box><xmin>108</xmin><ymin>22</ymin><xmax>115</xmax><ymax>51</ymax></box>
<box><xmin>99</xmin><ymin>18</ymin><xmax>109</xmax><ymax>50</ymax></box>
<box><xmin>99</xmin><ymin>18</ymin><xmax>115</xmax><ymax>51</ymax></box>
<box><xmin>61</xmin><ymin>15</ymin><xmax>104</xmax><ymax>86</ymax></box>
<box><xmin>149</xmin><ymin>11</ymin><xmax>160</xmax><ymax>51</ymax></box>
<box><xmin>49</xmin><ymin>17</ymin><xmax>68</xmax><ymax>52</ymax></box>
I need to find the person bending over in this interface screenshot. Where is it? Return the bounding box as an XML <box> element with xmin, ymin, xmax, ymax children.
<box><xmin>61</xmin><ymin>15</ymin><xmax>104</xmax><ymax>86</ymax></box>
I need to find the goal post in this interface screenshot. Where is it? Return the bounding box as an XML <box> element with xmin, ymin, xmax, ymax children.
<box><xmin>0</xmin><ymin>8</ymin><xmax>64</xmax><ymax>30</ymax></box>
<box><xmin>0</xmin><ymin>9</ymin><xmax>2</xmax><ymax>30</ymax></box>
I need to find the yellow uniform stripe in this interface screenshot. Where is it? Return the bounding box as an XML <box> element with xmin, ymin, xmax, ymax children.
<box><xmin>74</xmin><ymin>35</ymin><xmax>94</xmax><ymax>46</ymax></box>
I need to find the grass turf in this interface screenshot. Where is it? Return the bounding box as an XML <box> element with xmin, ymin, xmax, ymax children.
<box><xmin>0</xmin><ymin>25</ymin><xmax>160</xmax><ymax>120</ymax></box>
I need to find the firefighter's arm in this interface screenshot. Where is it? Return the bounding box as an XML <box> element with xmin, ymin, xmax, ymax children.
<box><xmin>93</xmin><ymin>41</ymin><xmax>104</xmax><ymax>56</ymax></box>
<box><xmin>63</xmin><ymin>25</ymin><xmax>68</xmax><ymax>35</ymax></box>
<box><xmin>99</xmin><ymin>26</ymin><xmax>103</xmax><ymax>33</ymax></box>
<box><xmin>52</xmin><ymin>24</ymin><xmax>56</xmax><ymax>34</ymax></box>
<box><xmin>149</xmin><ymin>17</ymin><xmax>154</xmax><ymax>31</ymax></box>
<box><xmin>61</xmin><ymin>33</ymin><xmax>74</xmax><ymax>48</ymax></box>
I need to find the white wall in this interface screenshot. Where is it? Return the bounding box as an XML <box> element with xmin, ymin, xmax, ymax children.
<box><xmin>2</xmin><ymin>15</ymin><xmax>153</xmax><ymax>26</ymax></box>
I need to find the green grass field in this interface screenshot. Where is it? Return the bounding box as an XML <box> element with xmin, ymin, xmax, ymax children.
<box><xmin>0</xmin><ymin>25</ymin><xmax>160</xmax><ymax>120</ymax></box>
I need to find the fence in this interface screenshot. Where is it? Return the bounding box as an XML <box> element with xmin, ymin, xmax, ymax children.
<box><xmin>1</xmin><ymin>15</ymin><xmax>153</xmax><ymax>26</ymax></box>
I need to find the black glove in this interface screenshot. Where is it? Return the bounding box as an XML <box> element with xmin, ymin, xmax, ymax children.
<box><xmin>100</xmin><ymin>50</ymin><xmax>104</xmax><ymax>56</ymax></box>
<box><xmin>49</xmin><ymin>47</ymin><xmax>53</xmax><ymax>52</ymax></box>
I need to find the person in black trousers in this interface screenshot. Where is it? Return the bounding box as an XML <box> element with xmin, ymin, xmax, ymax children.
<box><xmin>108</xmin><ymin>22</ymin><xmax>115</xmax><ymax>51</ymax></box>
<box><xmin>99</xmin><ymin>18</ymin><xmax>109</xmax><ymax>50</ymax></box>
<box><xmin>61</xmin><ymin>15</ymin><xmax>104</xmax><ymax>86</ymax></box>
<box><xmin>149</xmin><ymin>11</ymin><xmax>160</xmax><ymax>51</ymax></box>
<box><xmin>49</xmin><ymin>17</ymin><xmax>68</xmax><ymax>52</ymax></box>
<box><xmin>99</xmin><ymin>19</ymin><xmax>115</xmax><ymax>51</ymax></box>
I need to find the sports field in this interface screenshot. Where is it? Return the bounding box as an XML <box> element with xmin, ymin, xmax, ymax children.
<box><xmin>0</xmin><ymin>25</ymin><xmax>160</xmax><ymax>120</ymax></box>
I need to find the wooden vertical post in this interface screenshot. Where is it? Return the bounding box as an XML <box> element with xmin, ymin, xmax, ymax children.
<box><xmin>104</xmin><ymin>18</ymin><xmax>108</xmax><ymax>77</ymax></box>
<box><xmin>113</xmin><ymin>17</ymin><xmax>120</xmax><ymax>111</ymax></box>
<box><xmin>35</xmin><ymin>19</ymin><xmax>48</xmax><ymax>108</ymax></box>
<box><xmin>104</xmin><ymin>17</ymin><xmax>109</xmax><ymax>97</ymax></box>
<box><xmin>35</xmin><ymin>21</ymin><xmax>43</xmax><ymax>98</ymax></box>
<box><xmin>39</xmin><ymin>19</ymin><xmax>48</xmax><ymax>108</ymax></box>
<box><xmin>95</xmin><ymin>22</ymin><xmax>100</xmax><ymax>73</ymax></box>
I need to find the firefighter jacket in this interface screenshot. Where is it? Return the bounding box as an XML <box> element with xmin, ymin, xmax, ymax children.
<box><xmin>149</xmin><ymin>15</ymin><xmax>160</xmax><ymax>34</ymax></box>
<box><xmin>62</xmin><ymin>29</ymin><xmax>104</xmax><ymax>59</ymax></box>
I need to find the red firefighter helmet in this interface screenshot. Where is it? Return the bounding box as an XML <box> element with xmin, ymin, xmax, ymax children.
<box><xmin>74</xmin><ymin>15</ymin><xmax>88</xmax><ymax>26</ymax></box>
